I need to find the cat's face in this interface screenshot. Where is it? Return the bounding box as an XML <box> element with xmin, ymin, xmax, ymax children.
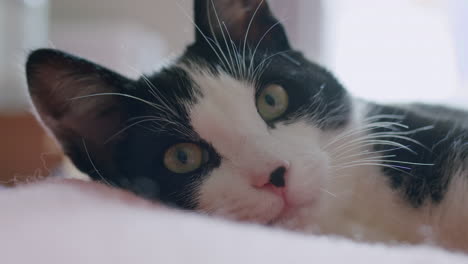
<box><xmin>27</xmin><ymin>0</ymin><xmax>350</xmax><ymax>224</ymax></box>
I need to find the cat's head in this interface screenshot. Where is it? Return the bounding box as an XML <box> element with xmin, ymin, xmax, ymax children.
<box><xmin>26</xmin><ymin>0</ymin><xmax>351</xmax><ymax>224</ymax></box>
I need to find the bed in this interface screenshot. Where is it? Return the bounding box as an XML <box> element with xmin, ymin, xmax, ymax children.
<box><xmin>1</xmin><ymin>180</ymin><xmax>467</xmax><ymax>264</ymax></box>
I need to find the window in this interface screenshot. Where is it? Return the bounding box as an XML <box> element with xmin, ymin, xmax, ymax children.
<box><xmin>277</xmin><ymin>0</ymin><xmax>466</xmax><ymax>107</ymax></box>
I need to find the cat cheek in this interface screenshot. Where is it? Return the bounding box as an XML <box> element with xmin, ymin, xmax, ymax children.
<box><xmin>287</xmin><ymin>156</ymin><xmax>330</xmax><ymax>207</ymax></box>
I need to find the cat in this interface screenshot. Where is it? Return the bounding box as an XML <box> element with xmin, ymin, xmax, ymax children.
<box><xmin>26</xmin><ymin>0</ymin><xmax>468</xmax><ymax>251</ymax></box>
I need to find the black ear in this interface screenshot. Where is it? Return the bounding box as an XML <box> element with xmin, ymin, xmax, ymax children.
<box><xmin>194</xmin><ymin>0</ymin><xmax>290</xmax><ymax>52</ymax></box>
<box><xmin>26</xmin><ymin>49</ymin><xmax>135</xmax><ymax>181</ymax></box>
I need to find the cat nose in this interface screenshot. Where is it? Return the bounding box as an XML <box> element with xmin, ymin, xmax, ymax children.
<box><xmin>269</xmin><ymin>166</ymin><xmax>287</xmax><ymax>188</ymax></box>
<box><xmin>250</xmin><ymin>161</ymin><xmax>290</xmax><ymax>188</ymax></box>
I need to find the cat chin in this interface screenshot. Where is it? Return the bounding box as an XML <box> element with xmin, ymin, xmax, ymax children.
<box><xmin>206</xmin><ymin>202</ymin><xmax>285</xmax><ymax>226</ymax></box>
<box><xmin>214</xmin><ymin>199</ymin><xmax>319</xmax><ymax>228</ymax></box>
<box><xmin>270</xmin><ymin>205</ymin><xmax>320</xmax><ymax>233</ymax></box>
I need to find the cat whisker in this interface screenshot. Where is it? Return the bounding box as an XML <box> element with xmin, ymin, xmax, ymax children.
<box><xmin>333</xmin><ymin>158</ymin><xmax>434</xmax><ymax>168</ymax></box>
<box><xmin>81</xmin><ymin>138</ymin><xmax>117</xmax><ymax>187</ymax></box>
<box><xmin>208</xmin><ymin>0</ymin><xmax>237</xmax><ymax>76</ymax></box>
<box><xmin>322</xmin><ymin>121</ymin><xmax>410</xmax><ymax>151</ymax></box>
<box><xmin>326</xmin><ymin>123</ymin><xmax>433</xmax><ymax>157</ymax></box>
<box><xmin>126</xmin><ymin>66</ymin><xmax>185</xmax><ymax>118</ymax></box>
<box><xmin>243</xmin><ymin>0</ymin><xmax>265</xmax><ymax>77</ymax></box>
<box><xmin>71</xmin><ymin>92</ymin><xmax>167</xmax><ymax>114</ymax></box>
<box><xmin>329</xmin><ymin>140</ymin><xmax>416</xmax><ymax>160</ymax></box>
<box><xmin>362</xmin><ymin>114</ymin><xmax>406</xmax><ymax>122</ymax></box>
<box><xmin>333</xmin><ymin>149</ymin><xmax>401</xmax><ymax>163</ymax></box>
<box><xmin>72</xmin><ymin>91</ymin><xmax>197</xmax><ymax>139</ymax></box>
<box><xmin>250</xmin><ymin>50</ymin><xmax>292</xmax><ymax>82</ymax></box>
<box><xmin>222</xmin><ymin>22</ymin><xmax>243</xmax><ymax>78</ymax></box>
<box><xmin>104</xmin><ymin>118</ymin><xmax>165</xmax><ymax>144</ymax></box>
<box><xmin>248</xmin><ymin>20</ymin><xmax>283</xmax><ymax>80</ymax></box>
<box><xmin>320</xmin><ymin>188</ymin><xmax>339</xmax><ymax>198</ymax></box>
<box><xmin>332</xmin><ymin>162</ymin><xmax>414</xmax><ymax>177</ymax></box>
<box><xmin>174</xmin><ymin>0</ymin><xmax>232</xmax><ymax>73</ymax></box>
<box><xmin>140</xmin><ymin>74</ymin><xmax>183</xmax><ymax>119</ymax></box>
<box><xmin>330</xmin><ymin>128</ymin><xmax>433</xmax><ymax>160</ymax></box>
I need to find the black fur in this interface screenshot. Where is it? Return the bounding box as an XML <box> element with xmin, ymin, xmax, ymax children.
<box><xmin>193</xmin><ymin>0</ymin><xmax>290</xmax><ymax>53</ymax></box>
<box><xmin>367</xmin><ymin>104</ymin><xmax>468</xmax><ymax>207</ymax></box>
<box><xmin>254</xmin><ymin>52</ymin><xmax>351</xmax><ymax>129</ymax></box>
<box><xmin>113</xmin><ymin>67</ymin><xmax>222</xmax><ymax>208</ymax></box>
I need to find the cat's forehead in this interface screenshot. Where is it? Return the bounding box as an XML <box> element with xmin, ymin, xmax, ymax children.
<box><xmin>135</xmin><ymin>60</ymin><xmax>264</xmax><ymax>142</ymax></box>
<box><xmin>180</xmin><ymin>64</ymin><xmax>269</xmax><ymax>154</ymax></box>
<box><xmin>140</xmin><ymin>51</ymin><xmax>349</xmax><ymax>140</ymax></box>
<box><xmin>181</xmin><ymin>63</ymin><xmax>258</xmax><ymax>111</ymax></box>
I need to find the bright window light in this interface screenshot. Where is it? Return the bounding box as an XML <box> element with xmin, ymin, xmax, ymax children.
<box><xmin>328</xmin><ymin>0</ymin><xmax>461</xmax><ymax>105</ymax></box>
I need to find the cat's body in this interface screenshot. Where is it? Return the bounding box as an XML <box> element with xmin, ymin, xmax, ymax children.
<box><xmin>305</xmin><ymin>101</ymin><xmax>468</xmax><ymax>249</ymax></box>
<box><xmin>26</xmin><ymin>0</ymin><xmax>468</xmax><ymax>251</ymax></box>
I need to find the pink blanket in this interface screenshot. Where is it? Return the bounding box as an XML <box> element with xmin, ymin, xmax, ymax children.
<box><xmin>1</xmin><ymin>180</ymin><xmax>467</xmax><ymax>264</ymax></box>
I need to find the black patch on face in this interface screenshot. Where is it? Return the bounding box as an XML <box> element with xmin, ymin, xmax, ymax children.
<box><xmin>254</xmin><ymin>52</ymin><xmax>351</xmax><ymax>129</ymax></box>
<box><xmin>110</xmin><ymin>67</ymin><xmax>222</xmax><ymax>209</ymax></box>
<box><xmin>114</xmin><ymin>128</ymin><xmax>222</xmax><ymax>209</ymax></box>
<box><xmin>26</xmin><ymin>48</ymin><xmax>222</xmax><ymax>209</ymax></box>
<box><xmin>367</xmin><ymin>103</ymin><xmax>468</xmax><ymax>208</ymax></box>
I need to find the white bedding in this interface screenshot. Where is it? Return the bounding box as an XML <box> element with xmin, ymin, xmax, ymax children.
<box><xmin>1</xmin><ymin>180</ymin><xmax>467</xmax><ymax>264</ymax></box>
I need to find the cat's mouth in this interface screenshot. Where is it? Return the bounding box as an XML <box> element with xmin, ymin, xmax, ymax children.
<box><xmin>267</xmin><ymin>204</ymin><xmax>317</xmax><ymax>230</ymax></box>
<box><xmin>267</xmin><ymin>206</ymin><xmax>291</xmax><ymax>226</ymax></box>
<box><xmin>263</xmin><ymin>188</ymin><xmax>295</xmax><ymax>226</ymax></box>
<box><xmin>262</xmin><ymin>183</ymin><xmax>288</xmax><ymax>200</ymax></box>
<box><xmin>266</xmin><ymin>190</ymin><xmax>318</xmax><ymax>228</ymax></box>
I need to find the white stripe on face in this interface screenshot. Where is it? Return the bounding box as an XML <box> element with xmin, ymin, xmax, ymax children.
<box><xmin>186</xmin><ymin>69</ymin><xmax>328</xmax><ymax>223</ymax></box>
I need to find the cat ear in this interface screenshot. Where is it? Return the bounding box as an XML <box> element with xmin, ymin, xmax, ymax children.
<box><xmin>194</xmin><ymin>0</ymin><xmax>290</xmax><ymax>51</ymax></box>
<box><xmin>26</xmin><ymin>49</ymin><xmax>134</xmax><ymax>181</ymax></box>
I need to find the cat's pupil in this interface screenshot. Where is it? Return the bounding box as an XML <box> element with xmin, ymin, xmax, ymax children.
<box><xmin>177</xmin><ymin>150</ymin><xmax>189</xmax><ymax>164</ymax></box>
<box><xmin>265</xmin><ymin>94</ymin><xmax>276</xmax><ymax>107</ymax></box>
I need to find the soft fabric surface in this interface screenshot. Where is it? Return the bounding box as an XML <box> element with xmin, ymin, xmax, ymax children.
<box><xmin>1</xmin><ymin>180</ymin><xmax>467</xmax><ymax>264</ymax></box>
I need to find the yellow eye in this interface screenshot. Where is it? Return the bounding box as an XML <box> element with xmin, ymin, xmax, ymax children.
<box><xmin>257</xmin><ymin>84</ymin><xmax>289</xmax><ymax>121</ymax></box>
<box><xmin>164</xmin><ymin>143</ymin><xmax>204</xmax><ymax>174</ymax></box>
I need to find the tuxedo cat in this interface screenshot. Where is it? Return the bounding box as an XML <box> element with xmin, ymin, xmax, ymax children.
<box><xmin>26</xmin><ymin>0</ymin><xmax>468</xmax><ymax>251</ymax></box>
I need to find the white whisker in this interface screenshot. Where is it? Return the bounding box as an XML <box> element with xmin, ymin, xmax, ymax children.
<box><xmin>174</xmin><ymin>1</ymin><xmax>231</xmax><ymax>72</ymax></box>
<box><xmin>248</xmin><ymin>20</ymin><xmax>283</xmax><ymax>79</ymax></box>
<box><xmin>243</xmin><ymin>0</ymin><xmax>265</xmax><ymax>77</ymax></box>
<box><xmin>81</xmin><ymin>138</ymin><xmax>116</xmax><ymax>187</ymax></box>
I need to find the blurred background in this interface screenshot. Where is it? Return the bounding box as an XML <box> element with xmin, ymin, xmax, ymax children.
<box><xmin>0</xmin><ymin>0</ymin><xmax>466</xmax><ymax>185</ymax></box>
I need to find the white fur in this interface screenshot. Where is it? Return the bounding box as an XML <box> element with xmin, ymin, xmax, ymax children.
<box><xmin>187</xmin><ymin>70</ymin><xmax>327</xmax><ymax>223</ymax></box>
<box><xmin>1</xmin><ymin>180</ymin><xmax>467</xmax><ymax>264</ymax></box>
<box><xmin>182</xmin><ymin>68</ymin><xmax>468</xmax><ymax>251</ymax></box>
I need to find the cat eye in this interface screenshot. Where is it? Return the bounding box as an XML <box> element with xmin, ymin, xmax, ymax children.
<box><xmin>164</xmin><ymin>143</ymin><xmax>206</xmax><ymax>174</ymax></box>
<box><xmin>257</xmin><ymin>84</ymin><xmax>289</xmax><ymax>121</ymax></box>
